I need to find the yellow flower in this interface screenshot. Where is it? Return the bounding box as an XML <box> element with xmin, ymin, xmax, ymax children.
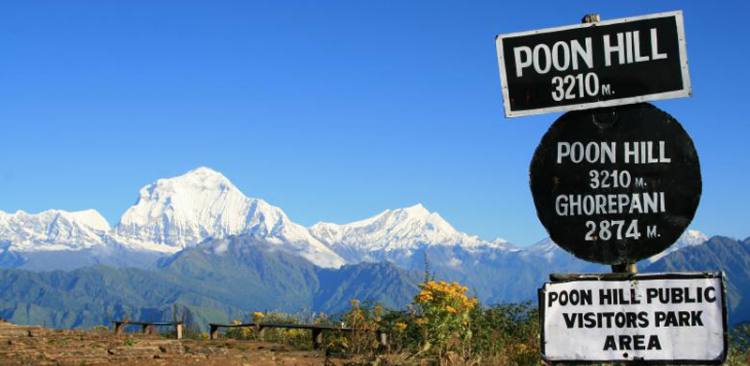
<box><xmin>252</xmin><ymin>311</ymin><xmax>265</xmax><ymax>320</ymax></box>
<box><xmin>446</xmin><ymin>306</ymin><xmax>457</xmax><ymax>314</ymax></box>
<box><xmin>394</xmin><ymin>322</ymin><xmax>408</xmax><ymax>331</ymax></box>
<box><xmin>416</xmin><ymin>290</ymin><xmax>434</xmax><ymax>303</ymax></box>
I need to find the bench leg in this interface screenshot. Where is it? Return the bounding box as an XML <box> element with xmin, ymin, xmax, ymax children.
<box><xmin>114</xmin><ymin>322</ymin><xmax>124</xmax><ymax>335</ymax></box>
<box><xmin>377</xmin><ymin>330</ymin><xmax>388</xmax><ymax>349</ymax></box>
<box><xmin>312</xmin><ymin>329</ymin><xmax>323</xmax><ymax>349</ymax></box>
<box><xmin>142</xmin><ymin>324</ymin><xmax>155</xmax><ymax>335</ymax></box>
<box><xmin>175</xmin><ymin>323</ymin><xmax>183</xmax><ymax>340</ymax></box>
<box><xmin>209</xmin><ymin>324</ymin><xmax>219</xmax><ymax>340</ymax></box>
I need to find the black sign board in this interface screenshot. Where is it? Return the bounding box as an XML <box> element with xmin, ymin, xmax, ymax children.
<box><xmin>496</xmin><ymin>11</ymin><xmax>690</xmax><ymax>117</ymax></box>
<box><xmin>529</xmin><ymin>103</ymin><xmax>701</xmax><ymax>264</ymax></box>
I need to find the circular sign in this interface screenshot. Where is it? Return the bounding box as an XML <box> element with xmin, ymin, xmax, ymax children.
<box><xmin>530</xmin><ymin>103</ymin><xmax>701</xmax><ymax>264</ymax></box>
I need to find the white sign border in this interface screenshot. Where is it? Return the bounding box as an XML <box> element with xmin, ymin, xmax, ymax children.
<box><xmin>538</xmin><ymin>272</ymin><xmax>728</xmax><ymax>365</ymax></box>
<box><xmin>495</xmin><ymin>10</ymin><xmax>691</xmax><ymax>118</ymax></box>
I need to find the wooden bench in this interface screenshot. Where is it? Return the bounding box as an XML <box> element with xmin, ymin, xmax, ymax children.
<box><xmin>111</xmin><ymin>320</ymin><xmax>184</xmax><ymax>339</ymax></box>
<box><xmin>207</xmin><ymin>322</ymin><xmax>387</xmax><ymax>349</ymax></box>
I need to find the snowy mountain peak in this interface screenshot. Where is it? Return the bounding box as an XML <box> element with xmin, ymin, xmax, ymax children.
<box><xmin>0</xmin><ymin>209</ymin><xmax>110</xmax><ymax>251</ymax></box>
<box><xmin>528</xmin><ymin>229</ymin><xmax>710</xmax><ymax>263</ymax></box>
<box><xmin>135</xmin><ymin>167</ymin><xmax>238</xmax><ymax>203</ymax></box>
<box><xmin>62</xmin><ymin>209</ymin><xmax>111</xmax><ymax>232</ymax></box>
<box><xmin>116</xmin><ymin>167</ymin><xmax>255</xmax><ymax>247</ymax></box>
<box><xmin>679</xmin><ymin>229</ymin><xmax>708</xmax><ymax>246</ymax></box>
<box><xmin>399</xmin><ymin>203</ymin><xmax>429</xmax><ymax>216</ymax></box>
<box><xmin>383</xmin><ymin>204</ymin><xmax>457</xmax><ymax>231</ymax></box>
<box><xmin>172</xmin><ymin>166</ymin><xmax>234</xmax><ymax>189</ymax></box>
<box><xmin>310</xmin><ymin>204</ymin><xmax>510</xmax><ymax>255</ymax></box>
<box><xmin>647</xmin><ymin>229</ymin><xmax>709</xmax><ymax>262</ymax></box>
<box><xmin>113</xmin><ymin>167</ymin><xmax>344</xmax><ymax>267</ymax></box>
<box><xmin>349</xmin><ymin>204</ymin><xmax>456</xmax><ymax>234</ymax></box>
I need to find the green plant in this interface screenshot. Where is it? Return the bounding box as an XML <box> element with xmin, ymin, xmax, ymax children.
<box><xmin>325</xmin><ymin>300</ymin><xmax>382</xmax><ymax>355</ymax></box>
<box><xmin>468</xmin><ymin>303</ymin><xmax>539</xmax><ymax>365</ymax></box>
<box><xmin>726</xmin><ymin>323</ymin><xmax>750</xmax><ymax>366</ymax></box>
<box><xmin>224</xmin><ymin>319</ymin><xmax>254</xmax><ymax>340</ymax></box>
<box><xmin>241</xmin><ymin>311</ymin><xmax>312</xmax><ymax>348</ymax></box>
<box><xmin>412</xmin><ymin>280</ymin><xmax>478</xmax><ymax>361</ymax></box>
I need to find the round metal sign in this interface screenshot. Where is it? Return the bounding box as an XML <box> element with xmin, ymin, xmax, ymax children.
<box><xmin>530</xmin><ymin>103</ymin><xmax>701</xmax><ymax>264</ymax></box>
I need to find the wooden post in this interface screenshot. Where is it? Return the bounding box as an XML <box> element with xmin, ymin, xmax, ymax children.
<box><xmin>114</xmin><ymin>322</ymin><xmax>124</xmax><ymax>335</ymax></box>
<box><xmin>209</xmin><ymin>324</ymin><xmax>219</xmax><ymax>340</ymax></box>
<box><xmin>580</xmin><ymin>0</ymin><xmax>637</xmax><ymax>297</ymax></box>
<box><xmin>611</xmin><ymin>262</ymin><xmax>637</xmax><ymax>274</ymax></box>
<box><xmin>377</xmin><ymin>330</ymin><xmax>388</xmax><ymax>349</ymax></box>
<box><xmin>581</xmin><ymin>13</ymin><xmax>600</xmax><ymax>23</ymax></box>
<box><xmin>311</xmin><ymin>328</ymin><xmax>323</xmax><ymax>349</ymax></box>
<box><xmin>175</xmin><ymin>323</ymin><xmax>183</xmax><ymax>340</ymax></box>
<box><xmin>142</xmin><ymin>324</ymin><xmax>155</xmax><ymax>335</ymax></box>
<box><xmin>613</xmin><ymin>262</ymin><xmax>642</xmax><ymax>366</ymax></box>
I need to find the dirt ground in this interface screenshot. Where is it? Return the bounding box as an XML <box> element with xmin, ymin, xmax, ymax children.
<box><xmin>0</xmin><ymin>320</ymin><xmax>356</xmax><ymax>366</ymax></box>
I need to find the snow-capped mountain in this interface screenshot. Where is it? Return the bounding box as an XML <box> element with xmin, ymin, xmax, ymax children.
<box><xmin>0</xmin><ymin>209</ymin><xmax>110</xmax><ymax>252</ymax></box>
<box><xmin>116</xmin><ymin>167</ymin><xmax>261</xmax><ymax>248</ymax></box>
<box><xmin>1</xmin><ymin>166</ymin><xmax>739</xmax><ymax>316</ymax></box>
<box><xmin>525</xmin><ymin>229</ymin><xmax>710</xmax><ymax>264</ymax></box>
<box><xmin>114</xmin><ymin>167</ymin><xmax>344</xmax><ymax>268</ymax></box>
<box><xmin>0</xmin><ymin>166</ymin><xmax>713</xmax><ymax>273</ymax></box>
<box><xmin>646</xmin><ymin>229</ymin><xmax>708</xmax><ymax>262</ymax></box>
<box><xmin>310</xmin><ymin>203</ymin><xmax>515</xmax><ymax>264</ymax></box>
<box><xmin>0</xmin><ymin>209</ymin><xmax>161</xmax><ymax>271</ymax></box>
<box><xmin>0</xmin><ymin>167</ymin><xmax>344</xmax><ymax>269</ymax></box>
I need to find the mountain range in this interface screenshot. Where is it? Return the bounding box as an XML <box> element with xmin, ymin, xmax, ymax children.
<box><xmin>0</xmin><ymin>167</ymin><xmax>708</xmax><ymax>272</ymax></box>
<box><xmin>0</xmin><ymin>167</ymin><xmax>747</xmax><ymax>329</ymax></box>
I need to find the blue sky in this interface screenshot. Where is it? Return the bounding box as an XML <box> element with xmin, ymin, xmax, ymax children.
<box><xmin>1</xmin><ymin>1</ymin><xmax>748</xmax><ymax>245</ymax></box>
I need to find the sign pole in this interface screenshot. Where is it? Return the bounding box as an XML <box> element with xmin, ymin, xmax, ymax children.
<box><xmin>580</xmin><ymin>13</ymin><xmax>600</xmax><ymax>24</ymax></box>
<box><xmin>578</xmin><ymin>13</ymin><xmax>637</xmax><ymax>276</ymax></box>
<box><xmin>581</xmin><ymin>13</ymin><xmax>638</xmax><ymax>274</ymax></box>
<box><xmin>611</xmin><ymin>262</ymin><xmax>637</xmax><ymax>274</ymax></box>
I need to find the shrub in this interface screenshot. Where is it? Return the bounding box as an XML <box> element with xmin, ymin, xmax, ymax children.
<box><xmin>726</xmin><ymin>323</ymin><xmax>750</xmax><ymax>366</ymax></box>
<box><xmin>469</xmin><ymin>303</ymin><xmax>540</xmax><ymax>365</ymax></box>
<box><xmin>325</xmin><ymin>300</ymin><xmax>383</xmax><ymax>355</ymax></box>
<box><xmin>225</xmin><ymin>319</ymin><xmax>254</xmax><ymax>340</ymax></box>
<box><xmin>411</xmin><ymin>280</ymin><xmax>478</xmax><ymax>360</ymax></box>
<box><xmin>209</xmin><ymin>280</ymin><xmax>548</xmax><ymax>366</ymax></box>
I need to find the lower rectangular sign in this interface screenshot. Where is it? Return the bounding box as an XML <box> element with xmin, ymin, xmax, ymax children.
<box><xmin>539</xmin><ymin>272</ymin><xmax>727</xmax><ymax>364</ymax></box>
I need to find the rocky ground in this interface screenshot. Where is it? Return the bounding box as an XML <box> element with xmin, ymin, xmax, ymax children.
<box><xmin>0</xmin><ymin>320</ymin><xmax>349</xmax><ymax>365</ymax></box>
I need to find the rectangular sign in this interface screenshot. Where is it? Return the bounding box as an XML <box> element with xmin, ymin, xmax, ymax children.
<box><xmin>496</xmin><ymin>11</ymin><xmax>690</xmax><ymax>117</ymax></box>
<box><xmin>539</xmin><ymin>272</ymin><xmax>727</xmax><ymax>364</ymax></box>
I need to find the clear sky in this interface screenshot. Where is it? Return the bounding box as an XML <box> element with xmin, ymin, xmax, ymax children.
<box><xmin>1</xmin><ymin>1</ymin><xmax>748</xmax><ymax>245</ymax></box>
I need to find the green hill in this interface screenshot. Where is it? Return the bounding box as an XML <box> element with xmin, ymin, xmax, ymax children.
<box><xmin>0</xmin><ymin>236</ymin><xmax>420</xmax><ymax>329</ymax></box>
<box><xmin>645</xmin><ymin>236</ymin><xmax>750</xmax><ymax>325</ymax></box>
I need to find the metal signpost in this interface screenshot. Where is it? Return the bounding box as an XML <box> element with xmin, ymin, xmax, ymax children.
<box><xmin>495</xmin><ymin>10</ymin><xmax>726</xmax><ymax>364</ymax></box>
